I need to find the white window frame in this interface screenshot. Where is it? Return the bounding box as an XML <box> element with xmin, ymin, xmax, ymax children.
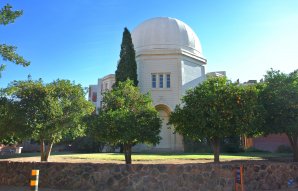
<box><xmin>151</xmin><ymin>73</ymin><xmax>171</xmax><ymax>89</ymax></box>
<box><xmin>159</xmin><ymin>74</ymin><xmax>163</xmax><ymax>88</ymax></box>
<box><xmin>152</xmin><ymin>74</ymin><xmax>157</xmax><ymax>88</ymax></box>
<box><xmin>166</xmin><ymin>74</ymin><xmax>171</xmax><ymax>88</ymax></box>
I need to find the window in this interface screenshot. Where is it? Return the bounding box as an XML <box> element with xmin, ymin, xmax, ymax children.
<box><xmin>166</xmin><ymin>74</ymin><xmax>170</xmax><ymax>88</ymax></box>
<box><xmin>152</xmin><ymin>74</ymin><xmax>156</xmax><ymax>88</ymax></box>
<box><xmin>152</xmin><ymin>73</ymin><xmax>171</xmax><ymax>89</ymax></box>
<box><xmin>92</xmin><ymin>92</ymin><xmax>97</xmax><ymax>102</ymax></box>
<box><xmin>159</xmin><ymin>74</ymin><xmax>163</xmax><ymax>88</ymax></box>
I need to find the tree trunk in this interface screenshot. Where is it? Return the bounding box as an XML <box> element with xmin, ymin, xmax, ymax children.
<box><xmin>40</xmin><ymin>139</ymin><xmax>46</xmax><ymax>162</ymax></box>
<box><xmin>123</xmin><ymin>144</ymin><xmax>132</xmax><ymax>164</ymax></box>
<box><xmin>212</xmin><ymin>137</ymin><xmax>220</xmax><ymax>163</ymax></box>
<box><xmin>45</xmin><ymin>142</ymin><xmax>54</xmax><ymax>162</ymax></box>
<box><xmin>286</xmin><ymin>134</ymin><xmax>298</xmax><ymax>162</ymax></box>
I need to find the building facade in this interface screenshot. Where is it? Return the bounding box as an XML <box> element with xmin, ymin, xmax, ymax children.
<box><xmin>89</xmin><ymin>74</ymin><xmax>115</xmax><ymax>111</ymax></box>
<box><xmin>89</xmin><ymin>17</ymin><xmax>208</xmax><ymax>152</ymax></box>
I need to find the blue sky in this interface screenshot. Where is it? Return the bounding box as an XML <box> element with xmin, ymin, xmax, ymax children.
<box><xmin>1</xmin><ymin>0</ymin><xmax>297</xmax><ymax>88</ymax></box>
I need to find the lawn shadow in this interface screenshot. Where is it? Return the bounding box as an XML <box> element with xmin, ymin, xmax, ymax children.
<box><xmin>0</xmin><ymin>151</ymin><xmax>75</xmax><ymax>160</ymax></box>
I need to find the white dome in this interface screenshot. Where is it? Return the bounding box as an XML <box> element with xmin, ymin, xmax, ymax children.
<box><xmin>131</xmin><ymin>17</ymin><xmax>203</xmax><ymax>58</ymax></box>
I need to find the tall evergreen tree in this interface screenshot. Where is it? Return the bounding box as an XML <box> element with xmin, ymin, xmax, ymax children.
<box><xmin>115</xmin><ymin>27</ymin><xmax>138</xmax><ymax>86</ymax></box>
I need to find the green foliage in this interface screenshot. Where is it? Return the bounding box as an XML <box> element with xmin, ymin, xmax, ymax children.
<box><xmin>0</xmin><ymin>135</ymin><xmax>20</xmax><ymax>145</ymax></box>
<box><xmin>0</xmin><ymin>4</ymin><xmax>29</xmax><ymax>77</ymax></box>
<box><xmin>169</xmin><ymin>77</ymin><xmax>264</xmax><ymax>162</ymax></box>
<box><xmin>260</xmin><ymin>69</ymin><xmax>298</xmax><ymax>134</ymax></box>
<box><xmin>115</xmin><ymin>28</ymin><xmax>138</xmax><ymax>86</ymax></box>
<box><xmin>0</xmin><ymin>4</ymin><xmax>23</xmax><ymax>25</ymax></box>
<box><xmin>0</xmin><ymin>44</ymin><xmax>30</xmax><ymax>66</ymax></box>
<box><xmin>0</xmin><ymin>96</ymin><xmax>26</xmax><ymax>140</ymax></box>
<box><xmin>0</xmin><ymin>97</ymin><xmax>14</xmax><ymax>137</ymax></box>
<box><xmin>98</xmin><ymin>80</ymin><xmax>161</xmax><ymax>145</ymax></box>
<box><xmin>6</xmin><ymin>79</ymin><xmax>94</xmax><ymax>161</ymax></box>
<box><xmin>170</xmin><ymin>77</ymin><xmax>263</xmax><ymax>140</ymax></box>
<box><xmin>89</xmin><ymin>80</ymin><xmax>161</xmax><ymax>163</ymax></box>
<box><xmin>259</xmin><ymin>69</ymin><xmax>298</xmax><ymax>161</ymax></box>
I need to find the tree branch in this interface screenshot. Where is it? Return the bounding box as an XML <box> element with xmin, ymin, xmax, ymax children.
<box><xmin>0</xmin><ymin>44</ymin><xmax>30</xmax><ymax>66</ymax></box>
<box><xmin>0</xmin><ymin>4</ymin><xmax>23</xmax><ymax>25</ymax></box>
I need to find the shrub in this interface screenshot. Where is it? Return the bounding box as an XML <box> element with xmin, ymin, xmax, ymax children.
<box><xmin>222</xmin><ymin>143</ymin><xmax>244</xmax><ymax>153</ymax></box>
<box><xmin>244</xmin><ymin>147</ymin><xmax>268</xmax><ymax>153</ymax></box>
<box><xmin>221</xmin><ymin>136</ymin><xmax>243</xmax><ymax>153</ymax></box>
<box><xmin>71</xmin><ymin>136</ymin><xmax>105</xmax><ymax>153</ymax></box>
<box><xmin>184</xmin><ymin>136</ymin><xmax>245</xmax><ymax>153</ymax></box>
<box><xmin>276</xmin><ymin>145</ymin><xmax>292</xmax><ymax>153</ymax></box>
<box><xmin>183</xmin><ymin>137</ymin><xmax>212</xmax><ymax>153</ymax></box>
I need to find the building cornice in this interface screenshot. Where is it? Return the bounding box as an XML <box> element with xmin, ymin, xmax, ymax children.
<box><xmin>135</xmin><ymin>48</ymin><xmax>207</xmax><ymax>64</ymax></box>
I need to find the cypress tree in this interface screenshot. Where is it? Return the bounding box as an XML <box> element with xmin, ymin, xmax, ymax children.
<box><xmin>115</xmin><ymin>27</ymin><xmax>138</xmax><ymax>86</ymax></box>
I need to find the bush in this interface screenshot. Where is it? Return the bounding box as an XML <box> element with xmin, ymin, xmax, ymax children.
<box><xmin>222</xmin><ymin>143</ymin><xmax>244</xmax><ymax>153</ymax></box>
<box><xmin>184</xmin><ymin>136</ymin><xmax>247</xmax><ymax>153</ymax></box>
<box><xmin>221</xmin><ymin>136</ymin><xmax>243</xmax><ymax>153</ymax></box>
<box><xmin>276</xmin><ymin>145</ymin><xmax>292</xmax><ymax>153</ymax></box>
<box><xmin>183</xmin><ymin>137</ymin><xmax>212</xmax><ymax>153</ymax></box>
<box><xmin>71</xmin><ymin>136</ymin><xmax>105</xmax><ymax>153</ymax></box>
<box><xmin>244</xmin><ymin>147</ymin><xmax>268</xmax><ymax>153</ymax></box>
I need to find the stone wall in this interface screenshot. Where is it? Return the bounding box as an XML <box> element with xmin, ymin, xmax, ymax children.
<box><xmin>0</xmin><ymin>161</ymin><xmax>297</xmax><ymax>191</ymax></box>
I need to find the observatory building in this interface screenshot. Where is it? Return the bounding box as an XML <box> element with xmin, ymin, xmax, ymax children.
<box><xmin>89</xmin><ymin>17</ymin><xmax>207</xmax><ymax>151</ymax></box>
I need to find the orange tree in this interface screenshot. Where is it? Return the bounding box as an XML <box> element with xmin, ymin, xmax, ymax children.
<box><xmin>6</xmin><ymin>79</ymin><xmax>94</xmax><ymax>161</ymax></box>
<box><xmin>259</xmin><ymin>69</ymin><xmax>298</xmax><ymax>162</ymax></box>
<box><xmin>169</xmin><ymin>77</ymin><xmax>264</xmax><ymax>162</ymax></box>
<box><xmin>88</xmin><ymin>80</ymin><xmax>161</xmax><ymax>164</ymax></box>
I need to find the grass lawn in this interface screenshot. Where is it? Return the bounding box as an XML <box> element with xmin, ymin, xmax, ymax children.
<box><xmin>0</xmin><ymin>152</ymin><xmax>292</xmax><ymax>163</ymax></box>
